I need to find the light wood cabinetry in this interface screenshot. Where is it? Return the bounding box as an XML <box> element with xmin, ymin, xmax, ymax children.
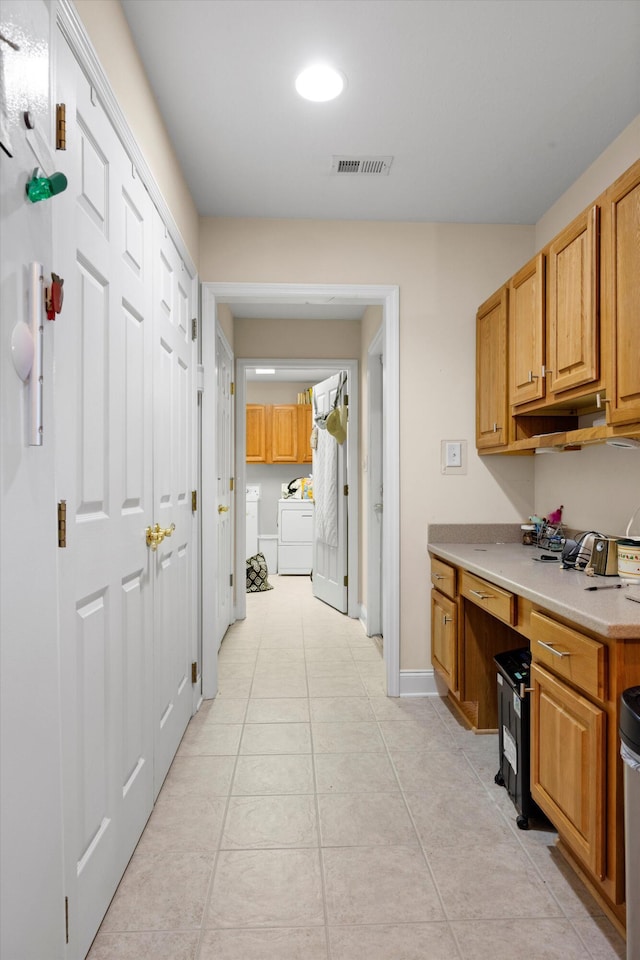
<box><xmin>509</xmin><ymin>254</ymin><xmax>545</xmax><ymax>406</ymax></box>
<box><xmin>531</xmin><ymin>662</ymin><xmax>606</xmax><ymax>880</ymax></box>
<box><xmin>298</xmin><ymin>404</ymin><xmax>313</xmax><ymax>464</ymax></box>
<box><xmin>603</xmin><ymin>159</ymin><xmax>640</xmax><ymax>426</ymax></box>
<box><xmin>476</xmin><ymin>158</ymin><xmax>640</xmax><ymax>454</ymax></box>
<box><xmin>431</xmin><ymin>589</ymin><xmax>457</xmax><ymax>692</ymax></box>
<box><xmin>547</xmin><ymin>205</ymin><xmax>600</xmax><ymax>396</ymax></box>
<box><xmin>476</xmin><ymin>286</ymin><xmax>509</xmax><ymax>449</ymax></box>
<box><xmin>246</xmin><ymin>404</ymin><xmax>268</xmax><ymax>462</ymax></box>
<box><xmin>245</xmin><ymin>404</ymin><xmax>313</xmax><ymax>464</ymax></box>
<box><xmin>270</xmin><ymin>404</ymin><xmax>299</xmax><ymax>463</ymax></box>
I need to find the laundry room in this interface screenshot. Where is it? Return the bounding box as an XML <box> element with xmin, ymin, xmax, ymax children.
<box><xmin>245</xmin><ymin>375</ymin><xmax>319</xmax><ymax>576</ymax></box>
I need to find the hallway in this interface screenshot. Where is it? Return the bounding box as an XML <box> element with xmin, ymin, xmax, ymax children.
<box><xmin>87</xmin><ymin>576</ymin><xmax>625</xmax><ymax>960</ymax></box>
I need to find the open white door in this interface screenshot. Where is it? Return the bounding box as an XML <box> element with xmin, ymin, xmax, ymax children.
<box><xmin>312</xmin><ymin>371</ymin><xmax>348</xmax><ymax>612</ymax></box>
<box><xmin>215</xmin><ymin>327</ymin><xmax>234</xmax><ymax>650</ymax></box>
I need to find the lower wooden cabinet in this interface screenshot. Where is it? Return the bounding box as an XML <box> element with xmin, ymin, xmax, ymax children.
<box><xmin>431</xmin><ymin>588</ymin><xmax>457</xmax><ymax>692</ymax></box>
<box><xmin>531</xmin><ymin>662</ymin><xmax>606</xmax><ymax>880</ymax></box>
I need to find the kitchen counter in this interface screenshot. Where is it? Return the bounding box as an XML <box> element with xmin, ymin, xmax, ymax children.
<box><xmin>428</xmin><ymin>541</ymin><xmax>640</xmax><ymax>639</ymax></box>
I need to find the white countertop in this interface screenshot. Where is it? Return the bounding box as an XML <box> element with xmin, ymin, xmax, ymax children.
<box><xmin>428</xmin><ymin>542</ymin><xmax>640</xmax><ymax>639</ymax></box>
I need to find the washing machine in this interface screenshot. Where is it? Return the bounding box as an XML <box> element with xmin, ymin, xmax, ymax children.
<box><xmin>246</xmin><ymin>485</ymin><xmax>260</xmax><ymax>558</ymax></box>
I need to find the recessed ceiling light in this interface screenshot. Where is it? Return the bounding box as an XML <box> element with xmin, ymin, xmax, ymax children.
<box><xmin>295</xmin><ymin>64</ymin><xmax>345</xmax><ymax>102</ymax></box>
<box><xmin>255</xmin><ymin>368</ymin><xmax>276</xmax><ymax>375</ymax></box>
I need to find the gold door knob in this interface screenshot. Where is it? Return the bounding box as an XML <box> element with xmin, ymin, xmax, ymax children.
<box><xmin>218</xmin><ymin>504</ymin><xmax>229</xmax><ymax>514</ymax></box>
<box><xmin>145</xmin><ymin>522</ymin><xmax>175</xmax><ymax>551</ymax></box>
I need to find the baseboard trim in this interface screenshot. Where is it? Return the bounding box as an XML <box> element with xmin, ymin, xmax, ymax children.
<box><xmin>399</xmin><ymin>669</ymin><xmax>440</xmax><ymax>697</ymax></box>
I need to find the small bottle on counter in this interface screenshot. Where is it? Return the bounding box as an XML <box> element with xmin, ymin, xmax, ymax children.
<box><xmin>521</xmin><ymin>524</ymin><xmax>536</xmax><ymax>546</ymax></box>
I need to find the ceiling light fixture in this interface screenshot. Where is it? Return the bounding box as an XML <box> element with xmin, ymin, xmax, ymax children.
<box><xmin>295</xmin><ymin>64</ymin><xmax>345</xmax><ymax>102</ymax></box>
<box><xmin>255</xmin><ymin>368</ymin><xmax>276</xmax><ymax>375</ymax></box>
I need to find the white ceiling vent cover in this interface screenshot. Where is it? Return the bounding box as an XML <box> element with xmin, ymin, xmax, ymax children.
<box><xmin>331</xmin><ymin>155</ymin><xmax>393</xmax><ymax>176</ymax></box>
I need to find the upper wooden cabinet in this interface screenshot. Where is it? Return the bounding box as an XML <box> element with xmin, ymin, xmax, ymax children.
<box><xmin>476</xmin><ymin>286</ymin><xmax>509</xmax><ymax>449</ymax></box>
<box><xmin>509</xmin><ymin>254</ymin><xmax>545</xmax><ymax>407</ymax></box>
<box><xmin>476</xmin><ymin>159</ymin><xmax>640</xmax><ymax>453</ymax></box>
<box><xmin>547</xmin><ymin>204</ymin><xmax>599</xmax><ymax>396</ymax></box>
<box><xmin>246</xmin><ymin>404</ymin><xmax>313</xmax><ymax>463</ymax></box>
<box><xmin>298</xmin><ymin>404</ymin><xmax>313</xmax><ymax>464</ymax></box>
<box><xmin>246</xmin><ymin>404</ymin><xmax>268</xmax><ymax>462</ymax></box>
<box><xmin>603</xmin><ymin>159</ymin><xmax>640</xmax><ymax>426</ymax></box>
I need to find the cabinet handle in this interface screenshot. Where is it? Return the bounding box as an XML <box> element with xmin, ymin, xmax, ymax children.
<box><xmin>433</xmin><ymin>573</ymin><xmax>445</xmax><ymax>580</ymax></box>
<box><xmin>527</xmin><ymin>370</ymin><xmax>539</xmax><ymax>383</ymax></box>
<box><xmin>537</xmin><ymin>639</ymin><xmax>570</xmax><ymax>658</ymax></box>
<box><xmin>493</xmin><ymin>422</ymin><xmax>501</xmax><ymax>432</ymax></box>
<box><xmin>443</xmin><ymin>615</ymin><xmax>453</xmax><ymax>625</ymax></box>
<box><xmin>470</xmin><ymin>589</ymin><xmax>493</xmax><ymax>600</ymax></box>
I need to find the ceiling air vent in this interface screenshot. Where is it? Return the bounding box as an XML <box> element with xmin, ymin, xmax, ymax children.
<box><xmin>331</xmin><ymin>155</ymin><xmax>393</xmax><ymax>176</ymax></box>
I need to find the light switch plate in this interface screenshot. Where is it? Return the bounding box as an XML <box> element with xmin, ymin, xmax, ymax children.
<box><xmin>441</xmin><ymin>439</ymin><xmax>467</xmax><ymax>475</ymax></box>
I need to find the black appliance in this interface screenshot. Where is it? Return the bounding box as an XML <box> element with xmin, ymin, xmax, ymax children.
<box><xmin>494</xmin><ymin>647</ymin><xmax>542</xmax><ymax>830</ymax></box>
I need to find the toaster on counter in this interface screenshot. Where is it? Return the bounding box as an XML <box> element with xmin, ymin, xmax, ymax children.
<box><xmin>591</xmin><ymin>537</ymin><xmax>619</xmax><ymax>576</ymax></box>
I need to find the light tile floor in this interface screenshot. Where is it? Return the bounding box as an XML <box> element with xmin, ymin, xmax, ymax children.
<box><xmin>88</xmin><ymin>575</ymin><xmax>626</xmax><ymax>959</ymax></box>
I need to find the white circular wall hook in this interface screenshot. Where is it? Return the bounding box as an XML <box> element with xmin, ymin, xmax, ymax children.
<box><xmin>11</xmin><ymin>321</ymin><xmax>34</xmax><ymax>381</ymax></box>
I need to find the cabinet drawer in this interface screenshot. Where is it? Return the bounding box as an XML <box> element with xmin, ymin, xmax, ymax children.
<box><xmin>531</xmin><ymin>611</ymin><xmax>606</xmax><ymax>701</ymax></box>
<box><xmin>460</xmin><ymin>571</ymin><xmax>515</xmax><ymax>625</ymax></box>
<box><xmin>430</xmin><ymin>557</ymin><xmax>456</xmax><ymax>599</ymax></box>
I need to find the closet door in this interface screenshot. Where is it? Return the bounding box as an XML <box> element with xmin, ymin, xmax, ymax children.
<box><xmin>55</xmin><ymin>36</ymin><xmax>155</xmax><ymax>959</ymax></box>
<box><xmin>151</xmin><ymin>211</ymin><xmax>197</xmax><ymax>797</ymax></box>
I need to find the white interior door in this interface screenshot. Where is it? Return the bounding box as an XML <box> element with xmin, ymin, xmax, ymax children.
<box><xmin>312</xmin><ymin>371</ymin><xmax>348</xmax><ymax>612</ymax></box>
<box><xmin>151</xmin><ymin>211</ymin><xmax>197</xmax><ymax>797</ymax></box>
<box><xmin>215</xmin><ymin>327</ymin><xmax>234</xmax><ymax>650</ymax></box>
<box><xmin>55</xmin><ymin>37</ymin><xmax>154</xmax><ymax>959</ymax></box>
<box><xmin>367</xmin><ymin>340</ymin><xmax>384</xmax><ymax>638</ymax></box>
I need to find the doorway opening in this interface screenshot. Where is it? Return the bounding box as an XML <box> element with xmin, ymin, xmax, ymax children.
<box><xmin>201</xmin><ymin>282</ymin><xmax>400</xmax><ymax>699</ymax></box>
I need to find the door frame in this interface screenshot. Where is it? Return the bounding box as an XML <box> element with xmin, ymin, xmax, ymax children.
<box><xmin>201</xmin><ymin>282</ymin><xmax>400</xmax><ymax>697</ymax></box>
<box><xmin>366</xmin><ymin>325</ymin><xmax>384</xmax><ymax>638</ymax></box>
<box><xmin>238</xmin><ymin>358</ymin><xmax>358</xmax><ymax>618</ymax></box>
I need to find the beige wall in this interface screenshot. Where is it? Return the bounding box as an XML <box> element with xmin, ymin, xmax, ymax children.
<box><xmin>246</xmin><ymin>382</ymin><xmax>314</xmax><ymax>404</ymax></box>
<box><xmin>74</xmin><ymin>0</ymin><xmax>199</xmax><ymax>264</ymax></box>
<box><xmin>533</xmin><ymin>116</ymin><xmax>640</xmax><ymax>536</ymax></box>
<box><xmin>233</xmin><ymin>317</ymin><xmax>361</xmax><ymax>360</ymax></box>
<box><xmin>199</xmin><ymin>219</ymin><xmax>536</xmax><ymax>670</ymax></box>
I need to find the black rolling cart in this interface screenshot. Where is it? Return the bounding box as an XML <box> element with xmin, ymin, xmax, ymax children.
<box><xmin>493</xmin><ymin>647</ymin><xmax>542</xmax><ymax>830</ymax></box>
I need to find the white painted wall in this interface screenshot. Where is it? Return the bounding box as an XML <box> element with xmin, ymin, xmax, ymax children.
<box><xmin>0</xmin><ymin>2</ymin><xmax>65</xmax><ymax>957</ymax></box>
<box><xmin>533</xmin><ymin>115</ymin><xmax>640</xmax><ymax>535</ymax></box>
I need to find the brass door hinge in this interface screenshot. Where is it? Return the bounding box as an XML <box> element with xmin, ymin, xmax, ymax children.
<box><xmin>344</xmin><ymin>393</ymin><xmax>348</xmax><ymax>406</ymax></box>
<box><xmin>191</xmin><ymin>317</ymin><xmax>197</xmax><ymax>341</ymax></box>
<box><xmin>230</xmin><ymin>381</ymin><xmax>235</xmax><ymax>396</ymax></box>
<box><xmin>64</xmin><ymin>896</ymin><xmax>69</xmax><ymax>944</ymax></box>
<box><xmin>230</xmin><ymin>477</ymin><xmax>234</xmax><ymax>492</ymax></box>
<box><xmin>56</xmin><ymin>104</ymin><xmax>66</xmax><ymax>150</ymax></box>
<box><xmin>191</xmin><ymin>661</ymin><xmax>198</xmax><ymax>684</ymax></box>
<box><xmin>191</xmin><ymin>490</ymin><xmax>197</xmax><ymax>512</ymax></box>
<box><xmin>230</xmin><ymin>573</ymin><xmax>233</xmax><ymax>587</ymax></box>
<box><xmin>344</xmin><ymin>484</ymin><xmax>349</xmax><ymax>496</ymax></box>
<box><xmin>58</xmin><ymin>500</ymin><xmax>67</xmax><ymax>548</ymax></box>
<box><xmin>343</xmin><ymin>575</ymin><xmax>348</xmax><ymax>587</ymax></box>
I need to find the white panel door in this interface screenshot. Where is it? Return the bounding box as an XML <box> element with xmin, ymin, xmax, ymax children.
<box><xmin>152</xmin><ymin>212</ymin><xmax>197</xmax><ymax>797</ymax></box>
<box><xmin>312</xmin><ymin>372</ymin><xmax>348</xmax><ymax>612</ymax></box>
<box><xmin>55</xmin><ymin>37</ymin><xmax>154</xmax><ymax>960</ymax></box>
<box><xmin>215</xmin><ymin>327</ymin><xmax>234</xmax><ymax>651</ymax></box>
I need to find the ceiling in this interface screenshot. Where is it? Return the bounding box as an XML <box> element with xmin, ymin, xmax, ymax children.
<box><xmin>121</xmin><ymin>0</ymin><xmax>640</xmax><ymax>225</ymax></box>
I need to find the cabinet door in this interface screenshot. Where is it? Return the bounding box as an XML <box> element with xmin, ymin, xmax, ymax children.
<box><xmin>547</xmin><ymin>205</ymin><xmax>599</xmax><ymax>395</ymax></box>
<box><xmin>246</xmin><ymin>404</ymin><xmax>267</xmax><ymax>462</ymax></box>
<box><xmin>271</xmin><ymin>405</ymin><xmax>299</xmax><ymax>462</ymax></box>
<box><xmin>476</xmin><ymin>286</ymin><xmax>509</xmax><ymax>449</ymax></box>
<box><xmin>509</xmin><ymin>254</ymin><xmax>545</xmax><ymax>406</ymax></box>
<box><xmin>431</xmin><ymin>589</ymin><xmax>457</xmax><ymax>692</ymax></box>
<box><xmin>298</xmin><ymin>404</ymin><xmax>313</xmax><ymax>463</ymax></box>
<box><xmin>531</xmin><ymin>663</ymin><xmax>606</xmax><ymax>879</ymax></box>
<box><xmin>604</xmin><ymin>160</ymin><xmax>640</xmax><ymax>425</ymax></box>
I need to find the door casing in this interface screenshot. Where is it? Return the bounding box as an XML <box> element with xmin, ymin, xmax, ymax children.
<box><xmin>201</xmin><ymin>282</ymin><xmax>400</xmax><ymax>697</ymax></box>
